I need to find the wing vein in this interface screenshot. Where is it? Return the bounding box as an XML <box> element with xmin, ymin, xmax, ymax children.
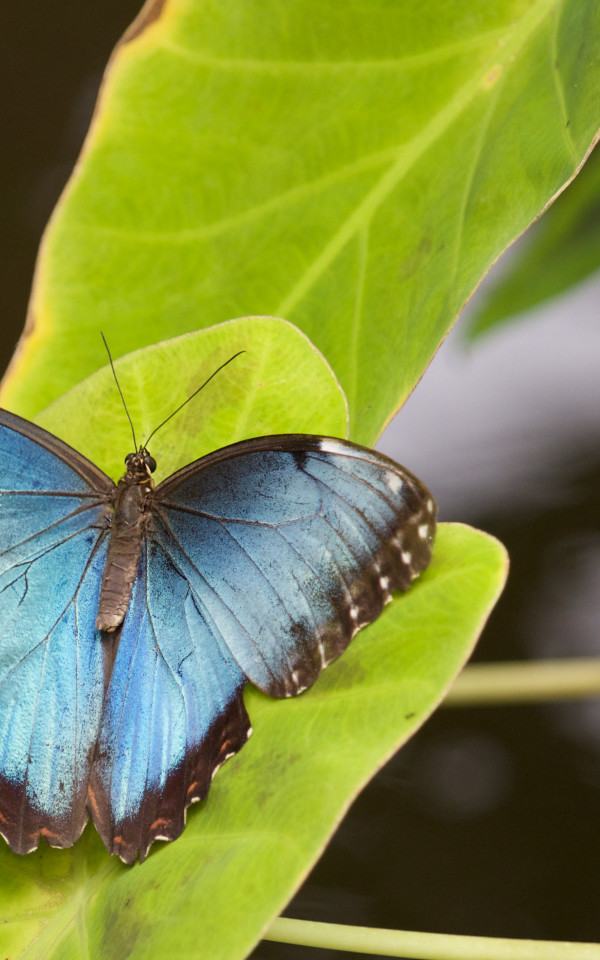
<box><xmin>0</xmin><ymin>529</ymin><xmax>108</xmax><ymax>685</ymax></box>
<box><xmin>153</xmin><ymin>510</ymin><xmax>280</xmax><ymax>686</ymax></box>
<box><xmin>0</xmin><ymin>500</ymin><xmax>109</xmax><ymax>561</ymax></box>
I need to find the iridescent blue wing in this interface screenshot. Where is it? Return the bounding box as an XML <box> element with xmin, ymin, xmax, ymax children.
<box><xmin>0</xmin><ymin>410</ymin><xmax>114</xmax><ymax>854</ymax></box>
<box><xmin>90</xmin><ymin>434</ymin><xmax>435</xmax><ymax>862</ymax></box>
<box><xmin>89</xmin><ymin>540</ymin><xmax>250</xmax><ymax>864</ymax></box>
<box><xmin>153</xmin><ymin>436</ymin><xmax>436</xmax><ymax>697</ymax></box>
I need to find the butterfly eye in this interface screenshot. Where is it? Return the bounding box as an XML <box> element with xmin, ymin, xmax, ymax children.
<box><xmin>124</xmin><ymin>453</ymin><xmax>136</xmax><ymax>467</ymax></box>
<box><xmin>144</xmin><ymin>453</ymin><xmax>157</xmax><ymax>474</ymax></box>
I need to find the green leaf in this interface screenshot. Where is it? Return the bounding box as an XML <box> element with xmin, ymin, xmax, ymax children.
<box><xmin>469</xmin><ymin>144</ymin><xmax>600</xmax><ymax>337</ymax></box>
<box><xmin>34</xmin><ymin>315</ymin><xmax>348</xmax><ymax>483</ymax></box>
<box><xmin>1</xmin><ymin>523</ymin><xmax>507</xmax><ymax>960</ymax></box>
<box><xmin>2</xmin><ymin>0</ymin><xmax>599</xmax><ymax>444</ymax></box>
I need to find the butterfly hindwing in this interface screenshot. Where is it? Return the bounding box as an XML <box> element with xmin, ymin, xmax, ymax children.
<box><xmin>0</xmin><ymin>411</ymin><xmax>114</xmax><ymax>854</ymax></box>
<box><xmin>89</xmin><ymin>539</ymin><xmax>250</xmax><ymax>864</ymax></box>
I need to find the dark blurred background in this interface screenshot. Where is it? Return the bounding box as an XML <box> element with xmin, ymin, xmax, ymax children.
<box><xmin>0</xmin><ymin>1</ymin><xmax>142</xmax><ymax>363</ymax></box>
<box><xmin>2</xmin><ymin>4</ymin><xmax>600</xmax><ymax>958</ymax></box>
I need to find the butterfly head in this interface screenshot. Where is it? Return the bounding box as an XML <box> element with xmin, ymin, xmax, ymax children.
<box><xmin>124</xmin><ymin>448</ymin><xmax>157</xmax><ymax>483</ymax></box>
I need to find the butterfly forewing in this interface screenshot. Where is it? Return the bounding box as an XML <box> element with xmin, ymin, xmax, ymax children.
<box><xmin>152</xmin><ymin>435</ymin><xmax>436</xmax><ymax>698</ymax></box>
<box><xmin>0</xmin><ymin>410</ymin><xmax>114</xmax><ymax>854</ymax></box>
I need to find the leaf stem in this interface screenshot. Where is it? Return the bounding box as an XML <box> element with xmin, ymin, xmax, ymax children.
<box><xmin>265</xmin><ymin>917</ymin><xmax>600</xmax><ymax>958</ymax></box>
<box><xmin>445</xmin><ymin>658</ymin><xmax>600</xmax><ymax>706</ymax></box>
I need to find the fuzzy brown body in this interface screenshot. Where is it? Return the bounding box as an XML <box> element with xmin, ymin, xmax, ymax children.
<box><xmin>96</xmin><ymin>458</ymin><xmax>154</xmax><ymax>632</ymax></box>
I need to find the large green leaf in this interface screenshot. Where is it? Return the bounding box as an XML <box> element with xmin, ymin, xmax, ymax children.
<box><xmin>468</xmin><ymin>144</ymin><xmax>600</xmax><ymax>337</ymax></box>
<box><xmin>1</xmin><ymin>522</ymin><xmax>507</xmax><ymax>960</ymax></box>
<box><xmin>2</xmin><ymin>0</ymin><xmax>599</xmax><ymax>444</ymax></box>
<box><xmin>0</xmin><ymin>330</ymin><xmax>507</xmax><ymax>958</ymax></box>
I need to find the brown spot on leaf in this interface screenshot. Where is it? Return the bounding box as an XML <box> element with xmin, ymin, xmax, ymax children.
<box><xmin>482</xmin><ymin>65</ymin><xmax>502</xmax><ymax>89</ymax></box>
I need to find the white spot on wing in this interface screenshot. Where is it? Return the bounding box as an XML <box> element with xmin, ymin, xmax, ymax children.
<box><xmin>385</xmin><ymin>472</ymin><xmax>404</xmax><ymax>495</ymax></box>
<box><xmin>401</xmin><ymin>550</ymin><xmax>412</xmax><ymax>565</ymax></box>
<box><xmin>349</xmin><ymin>606</ymin><xmax>359</xmax><ymax>621</ymax></box>
<box><xmin>318</xmin><ymin>438</ymin><xmax>349</xmax><ymax>456</ymax></box>
<box><xmin>379</xmin><ymin>576</ymin><xmax>390</xmax><ymax>591</ymax></box>
<box><xmin>418</xmin><ymin>524</ymin><xmax>429</xmax><ymax>539</ymax></box>
<box><xmin>427</xmin><ymin>498</ymin><xmax>434</xmax><ymax>513</ymax></box>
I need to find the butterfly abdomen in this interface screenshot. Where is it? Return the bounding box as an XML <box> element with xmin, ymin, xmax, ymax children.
<box><xmin>96</xmin><ymin>478</ymin><xmax>152</xmax><ymax>632</ymax></box>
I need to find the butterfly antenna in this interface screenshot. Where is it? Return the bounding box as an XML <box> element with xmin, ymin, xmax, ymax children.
<box><xmin>144</xmin><ymin>350</ymin><xmax>245</xmax><ymax>447</ymax></box>
<box><xmin>101</xmin><ymin>332</ymin><xmax>138</xmax><ymax>451</ymax></box>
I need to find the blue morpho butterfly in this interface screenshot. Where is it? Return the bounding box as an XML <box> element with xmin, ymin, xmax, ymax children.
<box><xmin>0</xmin><ymin>349</ymin><xmax>436</xmax><ymax>864</ymax></box>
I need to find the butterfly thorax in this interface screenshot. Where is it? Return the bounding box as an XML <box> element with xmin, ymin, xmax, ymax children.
<box><xmin>95</xmin><ymin>449</ymin><xmax>156</xmax><ymax>633</ymax></box>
